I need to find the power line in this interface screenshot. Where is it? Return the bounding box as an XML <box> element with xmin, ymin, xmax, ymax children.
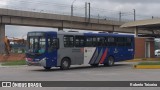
<box><xmin>1</xmin><ymin>0</ymin><xmax>159</xmax><ymax>21</ymax></box>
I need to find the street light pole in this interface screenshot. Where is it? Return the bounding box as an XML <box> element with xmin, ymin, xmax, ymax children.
<box><xmin>133</xmin><ymin>9</ymin><xmax>138</xmax><ymax>37</ymax></box>
<box><xmin>88</xmin><ymin>2</ymin><xmax>90</xmax><ymax>22</ymax></box>
<box><xmin>133</xmin><ymin>9</ymin><xmax>136</xmax><ymax>21</ymax></box>
<box><xmin>119</xmin><ymin>11</ymin><xmax>122</xmax><ymax>22</ymax></box>
<box><xmin>85</xmin><ymin>2</ymin><xmax>88</xmax><ymax>19</ymax></box>
<box><xmin>71</xmin><ymin>0</ymin><xmax>77</xmax><ymax>16</ymax></box>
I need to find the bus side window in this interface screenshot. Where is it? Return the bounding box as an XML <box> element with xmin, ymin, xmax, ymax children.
<box><xmin>108</xmin><ymin>37</ymin><xmax>115</xmax><ymax>46</ymax></box>
<box><xmin>97</xmin><ymin>37</ymin><xmax>105</xmax><ymax>46</ymax></box>
<box><xmin>75</xmin><ymin>36</ymin><xmax>85</xmax><ymax>47</ymax></box>
<box><xmin>64</xmin><ymin>35</ymin><xmax>74</xmax><ymax>47</ymax></box>
<box><xmin>85</xmin><ymin>37</ymin><xmax>97</xmax><ymax>47</ymax></box>
<box><xmin>117</xmin><ymin>37</ymin><xmax>125</xmax><ymax>46</ymax></box>
<box><xmin>105</xmin><ymin>37</ymin><xmax>108</xmax><ymax>46</ymax></box>
<box><xmin>126</xmin><ymin>38</ymin><xmax>132</xmax><ymax>47</ymax></box>
<box><xmin>48</xmin><ymin>38</ymin><xmax>59</xmax><ymax>52</ymax></box>
<box><xmin>92</xmin><ymin>37</ymin><xmax>97</xmax><ymax>47</ymax></box>
<box><xmin>85</xmin><ymin>37</ymin><xmax>92</xmax><ymax>47</ymax></box>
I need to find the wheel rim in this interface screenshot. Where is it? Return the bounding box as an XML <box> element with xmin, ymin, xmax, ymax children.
<box><xmin>63</xmin><ymin>60</ymin><xmax>69</xmax><ymax>67</ymax></box>
<box><xmin>109</xmin><ymin>57</ymin><xmax>114</xmax><ymax>65</ymax></box>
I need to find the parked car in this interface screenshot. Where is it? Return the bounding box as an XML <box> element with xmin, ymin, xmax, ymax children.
<box><xmin>155</xmin><ymin>49</ymin><xmax>160</xmax><ymax>56</ymax></box>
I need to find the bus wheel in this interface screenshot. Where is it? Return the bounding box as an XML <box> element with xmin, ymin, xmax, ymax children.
<box><xmin>90</xmin><ymin>64</ymin><xmax>99</xmax><ymax>67</ymax></box>
<box><xmin>44</xmin><ymin>67</ymin><xmax>51</xmax><ymax>70</ymax></box>
<box><xmin>104</xmin><ymin>56</ymin><xmax>114</xmax><ymax>66</ymax></box>
<box><xmin>60</xmin><ymin>58</ymin><xmax>71</xmax><ymax>70</ymax></box>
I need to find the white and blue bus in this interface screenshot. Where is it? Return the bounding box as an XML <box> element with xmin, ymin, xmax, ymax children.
<box><xmin>26</xmin><ymin>31</ymin><xmax>134</xmax><ymax>70</ymax></box>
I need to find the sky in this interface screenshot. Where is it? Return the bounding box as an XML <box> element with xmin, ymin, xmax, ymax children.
<box><xmin>0</xmin><ymin>0</ymin><xmax>160</xmax><ymax>39</ymax></box>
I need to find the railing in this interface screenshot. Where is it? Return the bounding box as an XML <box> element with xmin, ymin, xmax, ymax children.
<box><xmin>0</xmin><ymin>0</ymin><xmax>159</xmax><ymax>24</ymax></box>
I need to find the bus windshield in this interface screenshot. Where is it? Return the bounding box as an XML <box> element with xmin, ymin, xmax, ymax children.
<box><xmin>29</xmin><ymin>37</ymin><xmax>46</xmax><ymax>54</ymax></box>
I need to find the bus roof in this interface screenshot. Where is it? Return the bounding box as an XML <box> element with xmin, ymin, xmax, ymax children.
<box><xmin>84</xmin><ymin>33</ymin><xmax>134</xmax><ymax>37</ymax></box>
<box><xmin>28</xmin><ymin>31</ymin><xmax>134</xmax><ymax>37</ymax></box>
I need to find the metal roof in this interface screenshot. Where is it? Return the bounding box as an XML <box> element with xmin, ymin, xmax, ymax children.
<box><xmin>121</xmin><ymin>19</ymin><xmax>160</xmax><ymax>30</ymax></box>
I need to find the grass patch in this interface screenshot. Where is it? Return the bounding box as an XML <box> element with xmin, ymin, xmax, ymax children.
<box><xmin>1</xmin><ymin>60</ymin><xmax>26</xmax><ymax>66</ymax></box>
<box><xmin>138</xmin><ymin>62</ymin><xmax>160</xmax><ymax>65</ymax></box>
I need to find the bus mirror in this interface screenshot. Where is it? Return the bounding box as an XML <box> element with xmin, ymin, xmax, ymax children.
<box><xmin>56</xmin><ymin>38</ymin><xmax>59</xmax><ymax>49</ymax></box>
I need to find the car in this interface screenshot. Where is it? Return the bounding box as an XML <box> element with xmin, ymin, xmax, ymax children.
<box><xmin>155</xmin><ymin>50</ymin><xmax>160</xmax><ymax>56</ymax></box>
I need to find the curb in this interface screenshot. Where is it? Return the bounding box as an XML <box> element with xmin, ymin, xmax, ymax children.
<box><xmin>0</xmin><ymin>65</ymin><xmax>27</xmax><ymax>68</ymax></box>
<box><xmin>134</xmin><ymin>65</ymin><xmax>160</xmax><ymax>69</ymax></box>
<box><xmin>126</xmin><ymin>58</ymin><xmax>160</xmax><ymax>62</ymax></box>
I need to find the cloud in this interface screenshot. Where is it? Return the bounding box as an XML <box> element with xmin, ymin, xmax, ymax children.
<box><xmin>0</xmin><ymin>0</ymin><xmax>10</xmax><ymax>6</ymax></box>
<box><xmin>5</xmin><ymin>25</ymin><xmax>57</xmax><ymax>39</ymax></box>
<box><xmin>106</xmin><ymin>0</ymin><xmax>160</xmax><ymax>4</ymax></box>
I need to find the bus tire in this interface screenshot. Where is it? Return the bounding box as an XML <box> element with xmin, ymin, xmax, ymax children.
<box><xmin>90</xmin><ymin>64</ymin><xmax>99</xmax><ymax>67</ymax></box>
<box><xmin>44</xmin><ymin>67</ymin><xmax>51</xmax><ymax>70</ymax></box>
<box><xmin>60</xmin><ymin>58</ymin><xmax>71</xmax><ymax>70</ymax></box>
<box><xmin>104</xmin><ymin>56</ymin><xmax>114</xmax><ymax>66</ymax></box>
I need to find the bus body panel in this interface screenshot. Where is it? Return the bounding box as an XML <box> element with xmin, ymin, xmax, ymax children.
<box><xmin>56</xmin><ymin>33</ymin><xmax>84</xmax><ymax>66</ymax></box>
<box><xmin>84</xmin><ymin>47</ymin><xmax>96</xmax><ymax>64</ymax></box>
<box><xmin>85</xmin><ymin>47</ymin><xmax>109</xmax><ymax>65</ymax></box>
<box><xmin>84</xmin><ymin>33</ymin><xmax>134</xmax><ymax>64</ymax></box>
<box><xmin>45</xmin><ymin>32</ymin><xmax>58</xmax><ymax>67</ymax></box>
<box><xmin>26</xmin><ymin>31</ymin><xmax>58</xmax><ymax>68</ymax></box>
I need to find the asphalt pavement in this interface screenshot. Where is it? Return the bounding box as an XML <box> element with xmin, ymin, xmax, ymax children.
<box><xmin>0</xmin><ymin>62</ymin><xmax>160</xmax><ymax>90</ymax></box>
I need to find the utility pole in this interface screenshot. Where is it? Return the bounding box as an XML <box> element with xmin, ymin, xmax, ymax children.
<box><xmin>70</xmin><ymin>0</ymin><xmax>77</xmax><ymax>31</ymax></box>
<box><xmin>85</xmin><ymin>2</ymin><xmax>88</xmax><ymax>19</ymax></box>
<box><xmin>71</xmin><ymin>0</ymin><xmax>77</xmax><ymax>16</ymax></box>
<box><xmin>71</xmin><ymin>5</ymin><xmax>73</xmax><ymax>16</ymax></box>
<box><xmin>88</xmin><ymin>2</ymin><xmax>91</xmax><ymax>22</ymax></box>
<box><xmin>133</xmin><ymin>9</ymin><xmax>138</xmax><ymax>37</ymax></box>
<box><xmin>119</xmin><ymin>11</ymin><xmax>122</xmax><ymax>22</ymax></box>
<box><xmin>133</xmin><ymin>9</ymin><xmax>136</xmax><ymax>21</ymax></box>
<box><xmin>98</xmin><ymin>14</ymin><xmax>99</xmax><ymax>23</ymax></box>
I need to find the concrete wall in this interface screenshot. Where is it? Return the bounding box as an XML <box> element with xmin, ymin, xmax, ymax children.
<box><xmin>134</xmin><ymin>37</ymin><xmax>155</xmax><ymax>58</ymax></box>
<box><xmin>134</xmin><ymin>38</ymin><xmax>145</xmax><ymax>58</ymax></box>
<box><xmin>149</xmin><ymin>39</ymin><xmax>155</xmax><ymax>58</ymax></box>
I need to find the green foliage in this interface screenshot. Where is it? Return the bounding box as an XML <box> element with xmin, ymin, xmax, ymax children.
<box><xmin>138</xmin><ymin>62</ymin><xmax>160</xmax><ymax>65</ymax></box>
<box><xmin>1</xmin><ymin>60</ymin><xmax>26</xmax><ymax>66</ymax></box>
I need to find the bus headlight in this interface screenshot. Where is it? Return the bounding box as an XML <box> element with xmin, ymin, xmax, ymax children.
<box><xmin>39</xmin><ymin>57</ymin><xmax>47</xmax><ymax>67</ymax></box>
<box><xmin>42</xmin><ymin>57</ymin><xmax>47</xmax><ymax>61</ymax></box>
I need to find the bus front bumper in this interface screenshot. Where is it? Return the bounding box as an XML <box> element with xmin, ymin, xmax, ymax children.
<box><xmin>26</xmin><ymin>58</ymin><xmax>46</xmax><ymax>67</ymax></box>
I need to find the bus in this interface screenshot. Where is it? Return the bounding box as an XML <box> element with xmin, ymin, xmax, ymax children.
<box><xmin>26</xmin><ymin>31</ymin><xmax>134</xmax><ymax>70</ymax></box>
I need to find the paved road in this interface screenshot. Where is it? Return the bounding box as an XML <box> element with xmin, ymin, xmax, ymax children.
<box><xmin>0</xmin><ymin>62</ymin><xmax>160</xmax><ymax>90</ymax></box>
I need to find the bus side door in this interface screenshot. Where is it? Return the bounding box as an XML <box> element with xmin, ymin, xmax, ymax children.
<box><xmin>47</xmin><ymin>37</ymin><xmax>59</xmax><ymax>67</ymax></box>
